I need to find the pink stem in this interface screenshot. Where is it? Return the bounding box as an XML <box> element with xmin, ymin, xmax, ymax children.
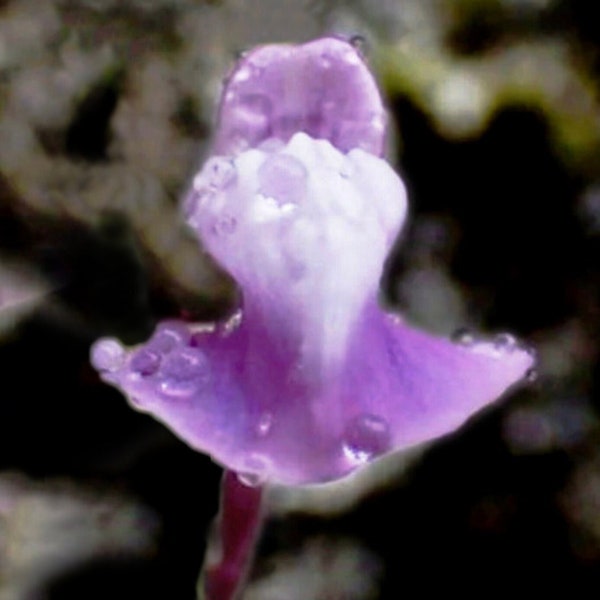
<box><xmin>203</xmin><ymin>470</ymin><xmax>265</xmax><ymax>600</ymax></box>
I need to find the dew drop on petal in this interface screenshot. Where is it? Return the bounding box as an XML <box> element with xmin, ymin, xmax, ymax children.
<box><xmin>159</xmin><ymin>347</ymin><xmax>210</xmax><ymax>397</ymax></box>
<box><xmin>237</xmin><ymin>454</ymin><xmax>271</xmax><ymax>487</ymax></box>
<box><xmin>258</xmin><ymin>154</ymin><xmax>307</xmax><ymax>205</ymax></box>
<box><xmin>203</xmin><ymin>157</ymin><xmax>237</xmax><ymax>190</ymax></box>
<box><xmin>130</xmin><ymin>349</ymin><xmax>161</xmax><ymax>376</ymax></box>
<box><xmin>189</xmin><ymin>324</ymin><xmax>217</xmax><ymax>347</ymax></box>
<box><xmin>149</xmin><ymin>326</ymin><xmax>189</xmax><ymax>354</ymax></box>
<box><xmin>339</xmin><ymin>161</ymin><xmax>352</xmax><ymax>179</ymax></box>
<box><xmin>452</xmin><ymin>327</ymin><xmax>475</xmax><ymax>346</ymax></box>
<box><xmin>342</xmin><ymin>413</ymin><xmax>391</xmax><ymax>465</ymax></box>
<box><xmin>234</xmin><ymin>66</ymin><xmax>252</xmax><ymax>82</ymax></box>
<box><xmin>349</xmin><ymin>34</ymin><xmax>367</xmax><ymax>54</ymax></box>
<box><xmin>212</xmin><ymin>215</ymin><xmax>237</xmax><ymax>236</ymax></box>
<box><xmin>91</xmin><ymin>338</ymin><xmax>125</xmax><ymax>373</ymax></box>
<box><xmin>232</xmin><ymin>94</ymin><xmax>273</xmax><ymax>142</ymax></box>
<box><xmin>319</xmin><ymin>53</ymin><xmax>332</xmax><ymax>69</ymax></box>
<box><xmin>220</xmin><ymin>309</ymin><xmax>243</xmax><ymax>336</ymax></box>
<box><xmin>129</xmin><ymin>396</ymin><xmax>144</xmax><ymax>409</ymax></box>
<box><xmin>493</xmin><ymin>333</ymin><xmax>517</xmax><ymax>352</ymax></box>
<box><xmin>525</xmin><ymin>367</ymin><xmax>539</xmax><ymax>383</ymax></box>
<box><xmin>256</xmin><ymin>412</ymin><xmax>273</xmax><ymax>437</ymax></box>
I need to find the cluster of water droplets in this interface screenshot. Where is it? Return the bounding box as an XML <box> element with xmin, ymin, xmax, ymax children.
<box><xmin>184</xmin><ymin>156</ymin><xmax>238</xmax><ymax>233</ymax></box>
<box><xmin>215</xmin><ymin>37</ymin><xmax>386</xmax><ymax>156</ymax></box>
<box><xmin>91</xmin><ymin>322</ymin><xmax>216</xmax><ymax>406</ymax></box>
<box><xmin>451</xmin><ymin>327</ymin><xmax>538</xmax><ymax>382</ymax></box>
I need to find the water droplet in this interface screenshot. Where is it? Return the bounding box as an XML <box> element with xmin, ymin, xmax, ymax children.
<box><xmin>211</xmin><ymin>215</ymin><xmax>237</xmax><ymax>236</ymax></box>
<box><xmin>350</xmin><ymin>34</ymin><xmax>367</xmax><ymax>51</ymax></box>
<box><xmin>149</xmin><ymin>325</ymin><xmax>189</xmax><ymax>354</ymax></box>
<box><xmin>452</xmin><ymin>327</ymin><xmax>475</xmax><ymax>346</ymax></box>
<box><xmin>91</xmin><ymin>338</ymin><xmax>125</xmax><ymax>373</ymax></box>
<box><xmin>258</xmin><ymin>153</ymin><xmax>307</xmax><ymax>205</ymax></box>
<box><xmin>256</xmin><ymin>413</ymin><xmax>273</xmax><ymax>436</ymax></box>
<box><xmin>220</xmin><ymin>310</ymin><xmax>243</xmax><ymax>336</ymax></box>
<box><xmin>237</xmin><ymin>454</ymin><xmax>270</xmax><ymax>487</ymax></box>
<box><xmin>319</xmin><ymin>53</ymin><xmax>332</xmax><ymax>69</ymax></box>
<box><xmin>339</xmin><ymin>162</ymin><xmax>352</xmax><ymax>179</ymax></box>
<box><xmin>159</xmin><ymin>348</ymin><xmax>209</xmax><ymax>397</ymax></box>
<box><xmin>231</xmin><ymin>93</ymin><xmax>273</xmax><ymax>145</ymax></box>
<box><xmin>201</xmin><ymin>157</ymin><xmax>237</xmax><ymax>191</ymax></box>
<box><xmin>130</xmin><ymin>349</ymin><xmax>161</xmax><ymax>376</ymax></box>
<box><xmin>226</xmin><ymin>130</ymin><xmax>252</xmax><ymax>154</ymax></box>
<box><xmin>129</xmin><ymin>396</ymin><xmax>144</xmax><ymax>408</ymax></box>
<box><xmin>342</xmin><ymin>414</ymin><xmax>391</xmax><ymax>465</ymax></box>
<box><xmin>234</xmin><ymin>66</ymin><xmax>251</xmax><ymax>82</ymax></box>
<box><xmin>189</xmin><ymin>323</ymin><xmax>217</xmax><ymax>347</ymax></box>
<box><xmin>493</xmin><ymin>333</ymin><xmax>517</xmax><ymax>352</ymax></box>
<box><xmin>371</xmin><ymin>113</ymin><xmax>386</xmax><ymax>133</ymax></box>
<box><xmin>525</xmin><ymin>368</ymin><xmax>538</xmax><ymax>383</ymax></box>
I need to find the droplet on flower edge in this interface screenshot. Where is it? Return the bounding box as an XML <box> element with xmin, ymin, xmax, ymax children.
<box><xmin>148</xmin><ymin>324</ymin><xmax>190</xmax><ymax>354</ymax></box>
<box><xmin>211</xmin><ymin>215</ymin><xmax>238</xmax><ymax>236</ymax></box>
<box><xmin>130</xmin><ymin>348</ymin><xmax>161</xmax><ymax>377</ymax></box>
<box><xmin>220</xmin><ymin>310</ymin><xmax>243</xmax><ymax>336</ymax></box>
<box><xmin>237</xmin><ymin>454</ymin><xmax>271</xmax><ymax>487</ymax></box>
<box><xmin>90</xmin><ymin>338</ymin><xmax>125</xmax><ymax>373</ymax></box>
<box><xmin>493</xmin><ymin>333</ymin><xmax>518</xmax><ymax>352</ymax></box>
<box><xmin>200</xmin><ymin>157</ymin><xmax>237</xmax><ymax>191</ymax></box>
<box><xmin>342</xmin><ymin>413</ymin><xmax>391</xmax><ymax>466</ymax></box>
<box><xmin>452</xmin><ymin>327</ymin><xmax>475</xmax><ymax>346</ymax></box>
<box><xmin>256</xmin><ymin>412</ymin><xmax>273</xmax><ymax>437</ymax></box>
<box><xmin>525</xmin><ymin>367</ymin><xmax>539</xmax><ymax>383</ymax></box>
<box><xmin>450</xmin><ymin>327</ymin><xmax>538</xmax><ymax>384</ymax></box>
<box><xmin>158</xmin><ymin>347</ymin><xmax>210</xmax><ymax>398</ymax></box>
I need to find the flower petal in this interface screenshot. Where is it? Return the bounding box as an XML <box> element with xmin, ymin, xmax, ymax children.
<box><xmin>213</xmin><ymin>37</ymin><xmax>387</xmax><ymax>156</ymax></box>
<box><xmin>92</xmin><ymin>302</ymin><xmax>534</xmax><ymax>485</ymax></box>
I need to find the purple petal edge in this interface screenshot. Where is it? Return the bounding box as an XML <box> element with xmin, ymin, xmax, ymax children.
<box><xmin>213</xmin><ymin>37</ymin><xmax>387</xmax><ymax>157</ymax></box>
<box><xmin>91</xmin><ymin>304</ymin><xmax>534</xmax><ymax>486</ymax></box>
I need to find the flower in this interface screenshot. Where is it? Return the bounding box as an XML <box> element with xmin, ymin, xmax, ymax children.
<box><xmin>91</xmin><ymin>38</ymin><xmax>535</xmax><ymax>486</ymax></box>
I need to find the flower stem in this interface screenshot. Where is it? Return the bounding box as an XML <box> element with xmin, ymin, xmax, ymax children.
<box><xmin>201</xmin><ymin>470</ymin><xmax>265</xmax><ymax>600</ymax></box>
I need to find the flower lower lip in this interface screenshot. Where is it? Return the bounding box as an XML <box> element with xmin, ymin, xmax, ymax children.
<box><xmin>213</xmin><ymin>37</ymin><xmax>387</xmax><ymax>157</ymax></box>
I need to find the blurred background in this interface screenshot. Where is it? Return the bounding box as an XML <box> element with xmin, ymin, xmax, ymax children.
<box><xmin>1</xmin><ymin>0</ymin><xmax>599</xmax><ymax>598</ymax></box>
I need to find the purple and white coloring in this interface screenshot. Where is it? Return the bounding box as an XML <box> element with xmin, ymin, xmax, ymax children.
<box><xmin>91</xmin><ymin>37</ymin><xmax>535</xmax><ymax>486</ymax></box>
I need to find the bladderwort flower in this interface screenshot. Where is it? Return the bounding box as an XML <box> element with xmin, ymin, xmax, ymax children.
<box><xmin>91</xmin><ymin>37</ymin><xmax>535</xmax><ymax>599</ymax></box>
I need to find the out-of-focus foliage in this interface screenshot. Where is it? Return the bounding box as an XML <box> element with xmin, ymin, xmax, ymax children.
<box><xmin>0</xmin><ymin>472</ymin><xmax>157</xmax><ymax>600</ymax></box>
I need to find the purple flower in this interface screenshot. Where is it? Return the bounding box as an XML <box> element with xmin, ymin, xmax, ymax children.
<box><xmin>91</xmin><ymin>38</ymin><xmax>535</xmax><ymax>486</ymax></box>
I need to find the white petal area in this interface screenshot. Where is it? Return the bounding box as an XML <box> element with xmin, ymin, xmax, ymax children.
<box><xmin>189</xmin><ymin>132</ymin><xmax>408</xmax><ymax>377</ymax></box>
